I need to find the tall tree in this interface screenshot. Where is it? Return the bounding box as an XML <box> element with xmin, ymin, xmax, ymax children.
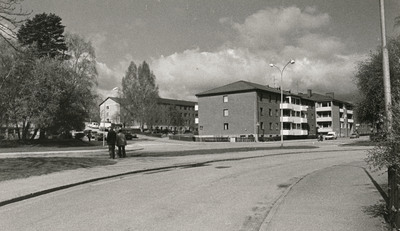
<box><xmin>121</xmin><ymin>61</ymin><xmax>159</xmax><ymax>131</ymax></box>
<box><xmin>354</xmin><ymin>36</ymin><xmax>400</xmax><ymax>130</ymax></box>
<box><xmin>1</xmin><ymin>32</ymin><xmax>99</xmax><ymax>140</ymax></box>
<box><xmin>17</xmin><ymin>13</ymin><xmax>67</xmax><ymax>58</ymax></box>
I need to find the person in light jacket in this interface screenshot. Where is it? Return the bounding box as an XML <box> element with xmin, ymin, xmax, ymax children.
<box><xmin>116</xmin><ymin>130</ymin><xmax>127</xmax><ymax>158</ymax></box>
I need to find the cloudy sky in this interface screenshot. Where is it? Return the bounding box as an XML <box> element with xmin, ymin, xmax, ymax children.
<box><xmin>22</xmin><ymin>0</ymin><xmax>400</xmax><ymax>102</ymax></box>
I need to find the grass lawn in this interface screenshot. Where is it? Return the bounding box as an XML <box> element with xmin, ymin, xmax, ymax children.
<box><xmin>0</xmin><ymin>139</ymin><xmax>106</xmax><ymax>153</ymax></box>
<box><xmin>0</xmin><ymin>157</ymin><xmax>116</xmax><ymax>181</ymax></box>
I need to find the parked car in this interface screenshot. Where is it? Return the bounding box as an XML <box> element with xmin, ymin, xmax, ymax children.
<box><xmin>324</xmin><ymin>131</ymin><xmax>337</xmax><ymax>140</ymax></box>
<box><xmin>73</xmin><ymin>131</ymin><xmax>85</xmax><ymax>140</ymax></box>
<box><xmin>88</xmin><ymin>122</ymin><xmax>99</xmax><ymax>129</ymax></box>
<box><xmin>84</xmin><ymin>130</ymin><xmax>96</xmax><ymax>140</ymax></box>
<box><xmin>97</xmin><ymin>132</ymin><xmax>108</xmax><ymax>141</ymax></box>
<box><xmin>350</xmin><ymin>133</ymin><xmax>360</xmax><ymax>139</ymax></box>
<box><xmin>120</xmin><ymin>129</ymin><xmax>137</xmax><ymax>140</ymax></box>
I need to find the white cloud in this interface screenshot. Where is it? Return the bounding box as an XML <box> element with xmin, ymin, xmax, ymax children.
<box><xmin>94</xmin><ymin>6</ymin><xmax>362</xmax><ymax>102</ymax></box>
<box><xmin>149</xmin><ymin>6</ymin><xmax>362</xmax><ymax>102</ymax></box>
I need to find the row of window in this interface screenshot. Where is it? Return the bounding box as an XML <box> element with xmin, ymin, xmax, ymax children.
<box><xmin>260</xmin><ymin>108</ymin><xmax>279</xmax><ymax>117</ymax></box>
<box><xmin>223</xmin><ymin>122</ymin><xmax>305</xmax><ymax>131</ymax></box>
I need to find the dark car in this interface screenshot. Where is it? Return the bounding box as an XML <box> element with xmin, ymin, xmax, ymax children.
<box><xmin>350</xmin><ymin>133</ymin><xmax>360</xmax><ymax>139</ymax></box>
<box><xmin>120</xmin><ymin>129</ymin><xmax>137</xmax><ymax>140</ymax></box>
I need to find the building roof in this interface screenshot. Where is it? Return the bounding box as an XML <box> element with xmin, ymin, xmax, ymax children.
<box><xmin>156</xmin><ymin>98</ymin><xmax>196</xmax><ymax>106</ymax></box>
<box><xmin>196</xmin><ymin>80</ymin><xmax>353</xmax><ymax>106</ymax></box>
<box><xmin>195</xmin><ymin>80</ymin><xmax>283</xmax><ymax>97</ymax></box>
<box><xmin>298</xmin><ymin>92</ymin><xmax>353</xmax><ymax>105</ymax></box>
<box><xmin>99</xmin><ymin>96</ymin><xmax>196</xmax><ymax>107</ymax></box>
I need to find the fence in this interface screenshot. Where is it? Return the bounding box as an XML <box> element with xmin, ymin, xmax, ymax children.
<box><xmin>388</xmin><ymin>166</ymin><xmax>400</xmax><ymax>228</ymax></box>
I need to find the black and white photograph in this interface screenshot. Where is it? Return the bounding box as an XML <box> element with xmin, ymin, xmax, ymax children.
<box><xmin>0</xmin><ymin>0</ymin><xmax>399</xmax><ymax>230</ymax></box>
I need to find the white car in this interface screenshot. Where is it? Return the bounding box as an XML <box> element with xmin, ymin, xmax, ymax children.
<box><xmin>325</xmin><ymin>132</ymin><xmax>337</xmax><ymax>140</ymax></box>
<box><xmin>88</xmin><ymin>122</ymin><xmax>99</xmax><ymax>129</ymax></box>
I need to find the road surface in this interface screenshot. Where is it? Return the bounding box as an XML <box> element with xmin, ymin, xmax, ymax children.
<box><xmin>0</xmin><ymin>143</ymin><xmax>370</xmax><ymax>230</ymax></box>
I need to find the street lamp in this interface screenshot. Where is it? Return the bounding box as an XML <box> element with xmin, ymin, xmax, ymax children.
<box><xmin>270</xmin><ymin>59</ymin><xmax>295</xmax><ymax>148</ymax></box>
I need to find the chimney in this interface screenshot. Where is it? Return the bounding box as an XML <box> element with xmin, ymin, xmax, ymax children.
<box><xmin>307</xmin><ymin>89</ymin><xmax>312</xmax><ymax>97</ymax></box>
<box><xmin>326</xmin><ymin>92</ymin><xmax>334</xmax><ymax>99</ymax></box>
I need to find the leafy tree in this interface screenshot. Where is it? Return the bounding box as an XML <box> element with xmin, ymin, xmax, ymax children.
<box><xmin>121</xmin><ymin>61</ymin><xmax>159</xmax><ymax>131</ymax></box>
<box><xmin>1</xmin><ymin>32</ymin><xmax>98</xmax><ymax>140</ymax></box>
<box><xmin>166</xmin><ymin>105</ymin><xmax>184</xmax><ymax>128</ymax></box>
<box><xmin>354</xmin><ymin>36</ymin><xmax>400</xmax><ymax>130</ymax></box>
<box><xmin>17</xmin><ymin>13</ymin><xmax>67</xmax><ymax>58</ymax></box>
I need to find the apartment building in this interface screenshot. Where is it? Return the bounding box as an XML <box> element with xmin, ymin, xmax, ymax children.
<box><xmin>296</xmin><ymin>90</ymin><xmax>354</xmax><ymax>137</ymax></box>
<box><xmin>195</xmin><ymin>81</ymin><xmax>315</xmax><ymax>140</ymax></box>
<box><xmin>99</xmin><ymin>97</ymin><xmax>198</xmax><ymax>132</ymax></box>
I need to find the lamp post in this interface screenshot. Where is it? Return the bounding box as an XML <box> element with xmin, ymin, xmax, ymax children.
<box><xmin>270</xmin><ymin>59</ymin><xmax>295</xmax><ymax>148</ymax></box>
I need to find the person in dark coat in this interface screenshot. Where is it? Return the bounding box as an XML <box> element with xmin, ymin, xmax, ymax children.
<box><xmin>116</xmin><ymin>130</ymin><xmax>127</xmax><ymax>158</ymax></box>
<box><xmin>106</xmin><ymin>127</ymin><xmax>117</xmax><ymax>159</ymax></box>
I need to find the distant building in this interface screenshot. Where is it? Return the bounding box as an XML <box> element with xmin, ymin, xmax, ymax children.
<box><xmin>299</xmin><ymin>90</ymin><xmax>355</xmax><ymax>137</ymax></box>
<box><xmin>196</xmin><ymin>80</ymin><xmax>356</xmax><ymax>140</ymax></box>
<box><xmin>99</xmin><ymin>97</ymin><xmax>198</xmax><ymax>132</ymax></box>
<box><xmin>196</xmin><ymin>81</ymin><xmax>315</xmax><ymax>141</ymax></box>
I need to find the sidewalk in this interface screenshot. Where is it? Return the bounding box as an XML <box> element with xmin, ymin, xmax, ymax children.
<box><xmin>261</xmin><ymin>162</ymin><xmax>388</xmax><ymax>231</ymax></box>
<box><xmin>0</xmin><ymin>137</ymin><xmax>388</xmax><ymax>230</ymax></box>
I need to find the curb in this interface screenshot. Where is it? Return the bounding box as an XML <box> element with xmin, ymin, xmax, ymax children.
<box><xmin>258</xmin><ymin>172</ymin><xmax>311</xmax><ymax>231</ymax></box>
<box><xmin>258</xmin><ymin>164</ymin><xmax>387</xmax><ymax>231</ymax></box>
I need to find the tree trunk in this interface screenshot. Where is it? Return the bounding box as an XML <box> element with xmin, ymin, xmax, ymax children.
<box><xmin>22</xmin><ymin>121</ymin><xmax>31</xmax><ymax>140</ymax></box>
<box><xmin>39</xmin><ymin>128</ymin><xmax>46</xmax><ymax>140</ymax></box>
<box><xmin>16</xmin><ymin>123</ymin><xmax>21</xmax><ymax>140</ymax></box>
<box><xmin>30</xmin><ymin>128</ymin><xmax>38</xmax><ymax>140</ymax></box>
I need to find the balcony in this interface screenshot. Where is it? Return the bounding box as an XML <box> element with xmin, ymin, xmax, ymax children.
<box><xmin>280</xmin><ymin>103</ymin><xmax>293</xmax><ymax>110</ymax></box>
<box><xmin>282</xmin><ymin>129</ymin><xmax>308</xmax><ymax>136</ymax></box>
<box><xmin>281</xmin><ymin>116</ymin><xmax>293</xmax><ymax>123</ymax></box>
<box><xmin>316</xmin><ymin>106</ymin><xmax>332</xmax><ymax>112</ymax></box>
<box><xmin>340</xmin><ymin>108</ymin><xmax>344</xmax><ymax>113</ymax></box>
<box><xmin>316</xmin><ymin>117</ymin><xmax>332</xmax><ymax>122</ymax></box>
<box><xmin>348</xmin><ymin>118</ymin><xmax>354</xmax><ymax>123</ymax></box>
<box><xmin>347</xmin><ymin>110</ymin><xmax>353</xmax><ymax>114</ymax></box>
<box><xmin>280</xmin><ymin>117</ymin><xmax>308</xmax><ymax>123</ymax></box>
<box><xmin>280</xmin><ymin>103</ymin><xmax>308</xmax><ymax>111</ymax></box>
<box><xmin>317</xmin><ymin>127</ymin><xmax>333</xmax><ymax>133</ymax></box>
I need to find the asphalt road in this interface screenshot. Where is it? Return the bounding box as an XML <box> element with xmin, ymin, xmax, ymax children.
<box><xmin>0</xmin><ymin>144</ymin><xmax>369</xmax><ymax>231</ymax></box>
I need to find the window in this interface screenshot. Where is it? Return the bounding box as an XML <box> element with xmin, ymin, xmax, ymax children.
<box><xmin>260</xmin><ymin>122</ymin><xmax>264</xmax><ymax>130</ymax></box>
<box><xmin>223</xmin><ymin>95</ymin><xmax>228</xmax><ymax>102</ymax></box>
<box><xmin>276</xmin><ymin>123</ymin><xmax>279</xmax><ymax>130</ymax></box>
<box><xmin>269</xmin><ymin>123</ymin><xmax>273</xmax><ymax>130</ymax></box>
<box><xmin>260</xmin><ymin>107</ymin><xmax>264</xmax><ymax>116</ymax></box>
<box><xmin>269</xmin><ymin>109</ymin><xmax>272</xmax><ymax>116</ymax></box>
<box><xmin>224</xmin><ymin>123</ymin><xmax>229</xmax><ymax>130</ymax></box>
<box><xmin>223</xmin><ymin>109</ymin><xmax>229</xmax><ymax>117</ymax></box>
<box><xmin>106</xmin><ymin>106</ymin><xmax>109</xmax><ymax>109</ymax></box>
<box><xmin>269</xmin><ymin>95</ymin><xmax>272</xmax><ymax>102</ymax></box>
<box><xmin>275</xmin><ymin>109</ymin><xmax>279</xmax><ymax>117</ymax></box>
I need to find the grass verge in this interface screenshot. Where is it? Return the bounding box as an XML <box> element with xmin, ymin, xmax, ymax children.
<box><xmin>0</xmin><ymin>157</ymin><xmax>116</xmax><ymax>181</ymax></box>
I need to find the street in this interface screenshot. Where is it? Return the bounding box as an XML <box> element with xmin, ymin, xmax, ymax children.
<box><xmin>0</xmin><ymin>140</ymin><xmax>377</xmax><ymax>231</ymax></box>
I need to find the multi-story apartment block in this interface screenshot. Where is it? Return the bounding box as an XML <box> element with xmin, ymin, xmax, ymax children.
<box><xmin>299</xmin><ymin>90</ymin><xmax>355</xmax><ymax>137</ymax></box>
<box><xmin>196</xmin><ymin>81</ymin><xmax>315</xmax><ymax>141</ymax></box>
<box><xmin>99</xmin><ymin>97</ymin><xmax>197</xmax><ymax>132</ymax></box>
<box><xmin>196</xmin><ymin>80</ymin><xmax>354</xmax><ymax>140</ymax></box>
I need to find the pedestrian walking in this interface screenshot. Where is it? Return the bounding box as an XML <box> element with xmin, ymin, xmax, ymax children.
<box><xmin>318</xmin><ymin>133</ymin><xmax>323</xmax><ymax>142</ymax></box>
<box><xmin>106</xmin><ymin>127</ymin><xmax>117</xmax><ymax>159</ymax></box>
<box><xmin>116</xmin><ymin>129</ymin><xmax>127</xmax><ymax>158</ymax></box>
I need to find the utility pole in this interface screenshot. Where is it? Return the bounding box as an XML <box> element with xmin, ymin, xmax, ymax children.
<box><xmin>379</xmin><ymin>0</ymin><xmax>396</xmax><ymax>225</ymax></box>
<box><xmin>379</xmin><ymin>0</ymin><xmax>392</xmax><ymax>131</ymax></box>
